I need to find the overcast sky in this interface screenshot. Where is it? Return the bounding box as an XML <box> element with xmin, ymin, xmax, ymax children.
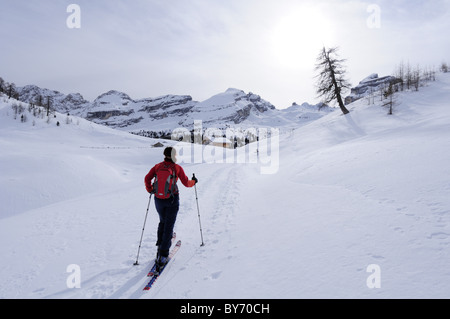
<box><xmin>1</xmin><ymin>0</ymin><xmax>449</xmax><ymax>108</ymax></box>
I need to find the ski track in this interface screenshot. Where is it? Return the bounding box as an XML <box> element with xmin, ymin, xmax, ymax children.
<box><xmin>144</xmin><ymin>162</ymin><xmax>246</xmax><ymax>299</ymax></box>
<box><xmin>53</xmin><ymin>161</ymin><xmax>248</xmax><ymax>299</ymax></box>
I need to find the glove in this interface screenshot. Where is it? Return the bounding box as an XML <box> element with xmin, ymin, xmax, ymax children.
<box><xmin>192</xmin><ymin>174</ymin><xmax>198</xmax><ymax>185</ymax></box>
<box><xmin>146</xmin><ymin>185</ymin><xmax>154</xmax><ymax>194</ymax></box>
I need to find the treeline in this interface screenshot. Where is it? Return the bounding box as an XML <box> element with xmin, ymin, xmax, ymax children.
<box><xmin>131</xmin><ymin>130</ymin><xmax>173</xmax><ymax>140</ymax></box>
<box><xmin>9</xmin><ymin>100</ymin><xmax>48</xmax><ymax>124</ymax></box>
<box><xmin>369</xmin><ymin>61</ymin><xmax>446</xmax><ymax>115</ymax></box>
<box><xmin>365</xmin><ymin>61</ymin><xmax>441</xmax><ymax>107</ymax></box>
<box><xmin>0</xmin><ymin>76</ymin><xmax>57</xmax><ymax>116</ymax></box>
<box><xmin>0</xmin><ymin>76</ymin><xmax>19</xmax><ymax>100</ymax></box>
<box><xmin>0</xmin><ymin>75</ymin><xmax>55</xmax><ymax>122</ymax></box>
<box><xmin>131</xmin><ymin>127</ymin><xmax>263</xmax><ymax>149</ymax></box>
<box><xmin>392</xmin><ymin>61</ymin><xmax>440</xmax><ymax>92</ymax></box>
<box><xmin>1</xmin><ymin>94</ymin><xmax>76</xmax><ymax>127</ymax></box>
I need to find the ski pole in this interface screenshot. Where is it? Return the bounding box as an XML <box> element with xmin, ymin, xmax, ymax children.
<box><xmin>193</xmin><ymin>174</ymin><xmax>205</xmax><ymax>247</ymax></box>
<box><xmin>134</xmin><ymin>193</ymin><xmax>153</xmax><ymax>266</ymax></box>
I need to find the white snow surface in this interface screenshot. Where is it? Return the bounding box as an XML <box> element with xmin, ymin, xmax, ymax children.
<box><xmin>1</xmin><ymin>74</ymin><xmax>450</xmax><ymax>299</ymax></box>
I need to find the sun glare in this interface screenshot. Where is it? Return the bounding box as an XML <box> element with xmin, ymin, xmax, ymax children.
<box><xmin>270</xmin><ymin>6</ymin><xmax>334</xmax><ymax>68</ymax></box>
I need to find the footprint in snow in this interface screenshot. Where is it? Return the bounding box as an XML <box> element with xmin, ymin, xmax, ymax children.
<box><xmin>428</xmin><ymin>232</ymin><xmax>450</xmax><ymax>240</ymax></box>
<box><xmin>204</xmin><ymin>271</ymin><xmax>222</xmax><ymax>281</ymax></box>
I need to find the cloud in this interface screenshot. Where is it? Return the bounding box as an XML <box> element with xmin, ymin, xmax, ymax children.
<box><xmin>1</xmin><ymin>0</ymin><xmax>449</xmax><ymax>108</ymax></box>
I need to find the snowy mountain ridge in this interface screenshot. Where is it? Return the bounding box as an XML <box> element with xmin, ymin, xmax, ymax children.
<box><xmin>15</xmin><ymin>84</ymin><xmax>334</xmax><ymax>134</ymax></box>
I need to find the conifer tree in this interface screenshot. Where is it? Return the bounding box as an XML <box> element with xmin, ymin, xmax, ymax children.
<box><xmin>315</xmin><ymin>47</ymin><xmax>351</xmax><ymax>115</ymax></box>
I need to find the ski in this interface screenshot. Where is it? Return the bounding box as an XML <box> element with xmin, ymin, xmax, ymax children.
<box><xmin>147</xmin><ymin>264</ymin><xmax>158</xmax><ymax>278</ymax></box>
<box><xmin>147</xmin><ymin>233</ymin><xmax>176</xmax><ymax>277</ymax></box>
<box><xmin>143</xmin><ymin>240</ymin><xmax>181</xmax><ymax>291</ymax></box>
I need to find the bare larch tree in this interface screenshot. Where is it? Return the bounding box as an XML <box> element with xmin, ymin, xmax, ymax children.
<box><xmin>315</xmin><ymin>47</ymin><xmax>351</xmax><ymax>115</ymax></box>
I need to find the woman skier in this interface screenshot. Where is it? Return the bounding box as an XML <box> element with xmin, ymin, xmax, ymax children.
<box><xmin>144</xmin><ymin>147</ymin><xmax>198</xmax><ymax>272</ymax></box>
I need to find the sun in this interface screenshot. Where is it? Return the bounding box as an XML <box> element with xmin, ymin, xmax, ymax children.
<box><xmin>270</xmin><ymin>6</ymin><xmax>334</xmax><ymax>68</ymax></box>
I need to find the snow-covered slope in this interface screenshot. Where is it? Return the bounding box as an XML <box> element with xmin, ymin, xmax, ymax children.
<box><xmin>1</xmin><ymin>74</ymin><xmax>449</xmax><ymax>299</ymax></box>
<box><xmin>0</xmin><ymin>99</ymin><xmax>169</xmax><ymax>219</ymax></box>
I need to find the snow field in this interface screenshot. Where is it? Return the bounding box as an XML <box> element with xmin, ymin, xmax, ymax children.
<box><xmin>1</xmin><ymin>74</ymin><xmax>450</xmax><ymax>298</ymax></box>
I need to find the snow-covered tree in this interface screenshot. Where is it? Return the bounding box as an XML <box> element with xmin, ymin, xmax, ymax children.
<box><xmin>6</xmin><ymin>82</ymin><xmax>16</xmax><ymax>99</ymax></box>
<box><xmin>0</xmin><ymin>77</ymin><xmax>5</xmax><ymax>93</ymax></box>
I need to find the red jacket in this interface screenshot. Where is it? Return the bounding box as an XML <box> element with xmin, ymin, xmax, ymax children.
<box><xmin>145</xmin><ymin>159</ymin><xmax>195</xmax><ymax>194</ymax></box>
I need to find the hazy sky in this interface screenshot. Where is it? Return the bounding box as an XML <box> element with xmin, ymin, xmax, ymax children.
<box><xmin>1</xmin><ymin>0</ymin><xmax>449</xmax><ymax>108</ymax></box>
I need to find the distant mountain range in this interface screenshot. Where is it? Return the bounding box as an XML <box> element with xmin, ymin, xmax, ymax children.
<box><xmin>14</xmin><ymin>85</ymin><xmax>335</xmax><ymax>134</ymax></box>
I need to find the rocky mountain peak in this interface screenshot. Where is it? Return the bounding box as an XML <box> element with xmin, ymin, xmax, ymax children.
<box><xmin>9</xmin><ymin>79</ymin><xmax>333</xmax><ymax>135</ymax></box>
<box><xmin>16</xmin><ymin>84</ymin><xmax>90</xmax><ymax>113</ymax></box>
<box><xmin>345</xmin><ymin>73</ymin><xmax>399</xmax><ymax>104</ymax></box>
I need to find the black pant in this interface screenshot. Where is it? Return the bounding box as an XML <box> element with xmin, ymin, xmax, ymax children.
<box><xmin>154</xmin><ymin>195</ymin><xmax>179</xmax><ymax>257</ymax></box>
